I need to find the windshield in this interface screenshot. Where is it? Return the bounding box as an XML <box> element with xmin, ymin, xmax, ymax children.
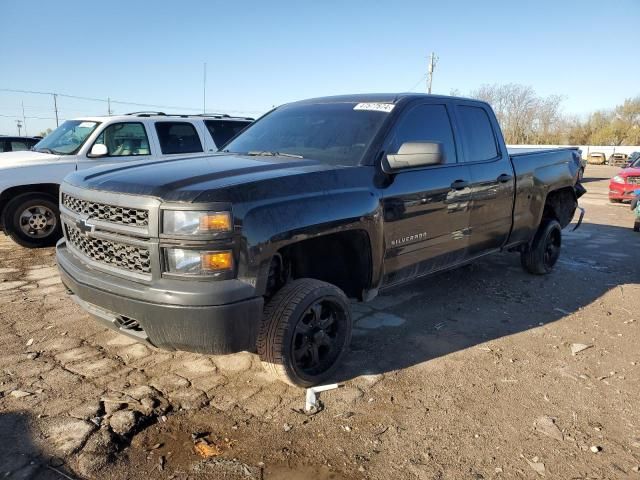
<box><xmin>223</xmin><ymin>103</ymin><xmax>391</xmax><ymax>166</ymax></box>
<box><xmin>34</xmin><ymin>120</ymin><xmax>100</xmax><ymax>155</ymax></box>
<box><xmin>633</xmin><ymin>157</ymin><xmax>640</xmax><ymax>168</ymax></box>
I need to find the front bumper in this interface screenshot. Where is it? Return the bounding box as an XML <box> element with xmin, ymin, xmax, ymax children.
<box><xmin>57</xmin><ymin>240</ymin><xmax>263</xmax><ymax>354</ymax></box>
<box><xmin>609</xmin><ymin>183</ymin><xmax>638</xmax><ymax>200</ymax></box>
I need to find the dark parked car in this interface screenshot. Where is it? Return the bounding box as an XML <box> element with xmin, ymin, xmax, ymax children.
<box><xmin>625</xmin><ymin>151</ymin><xmax>640</xmax><ymax>168</ymax></box>
<box><xmin>0</xmin><ymin>136</ymin><xmax>41</xmax><ymax>153</ymax></box>
<box><xmin>57</xmin><ymin>94</ymin><xmax>585</xmax><ymax>387</ymax></box>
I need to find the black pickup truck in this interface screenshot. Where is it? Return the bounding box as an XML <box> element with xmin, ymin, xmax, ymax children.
<box><xmin>56</xmin><ymin>94</ymin><xmax>585</xmax><ymax>387</ymax></box>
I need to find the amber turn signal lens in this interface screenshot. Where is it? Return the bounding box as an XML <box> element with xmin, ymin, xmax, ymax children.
<box><xmin>201</xmin><ymin>251</ymin><xmax>233</xmax><ymax>271</ymax></box>
<box><xmin>199</xmin><ymin>212</ymin><xmax>232</xmax><ymax>232</ymax></box>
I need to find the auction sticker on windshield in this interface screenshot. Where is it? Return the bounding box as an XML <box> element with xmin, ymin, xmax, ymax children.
<box><xmin>353</xmin><ymin>103</ymin><xmax>395</xmax><ymax>113</ymax></box>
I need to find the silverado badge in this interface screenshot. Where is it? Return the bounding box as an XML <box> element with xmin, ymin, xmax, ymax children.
<box><xmin>391</xmin><ymin>232</ymin><xmax>428</xmax><ymax>247</ymax></box>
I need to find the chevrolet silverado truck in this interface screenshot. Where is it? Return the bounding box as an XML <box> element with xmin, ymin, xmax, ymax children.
<box><xmin>0</xmin><ymin>113</ymin><xmax>252</xmax><ymax>248</ymax></box>
<box><xmin>56</xmin><ymin>94</ymin><xmax>585</xmax><ymax>387</ymax></box>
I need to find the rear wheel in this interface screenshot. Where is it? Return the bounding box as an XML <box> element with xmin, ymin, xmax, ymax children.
<box><xmin>520</xmin><ymin>219</ymin><xmax>562</xmax><ymax>275</ymax></box>
<box><xmin>2</xmin><ymin>193</ymin><xmax>62</xmax><ymax>248</ymax></box>
<box><xmin>257</xmin><ymin>278</ymin><xmax>352</xmax><ymax>387</ymax></box>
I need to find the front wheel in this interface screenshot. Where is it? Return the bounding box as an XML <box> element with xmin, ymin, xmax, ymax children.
<box><xmin>520</xmin><ymin>219</ymin><xmax>562</xmax><ymax>275</ymax></box>
<box><xmin>257</xmin><ymin>278</ymin><xmax>352</xmax><ymax>387</ymax></box>
<box><xmin>2</xmin><ymin>193</ymin><xmax>62</xmax><ymax>248</ymax></box>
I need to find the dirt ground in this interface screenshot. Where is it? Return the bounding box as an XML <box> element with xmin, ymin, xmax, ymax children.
<box><xmin>1</xmin><ymin>165</ymin><xmax>639</xmax><ymax>479</ymax></box>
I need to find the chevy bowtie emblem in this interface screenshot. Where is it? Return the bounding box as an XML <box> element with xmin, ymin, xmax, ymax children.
<box><xmin>76</xmin><ymin>217</ymin><xmax>95</xmax><ymax>236</ymax></box>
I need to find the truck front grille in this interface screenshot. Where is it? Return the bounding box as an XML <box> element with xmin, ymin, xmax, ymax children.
<box><xmin>65</xmin><ymin>223</ymin><xmax>151</xmax><ymax>274</ymax></box>
<box><xmin>627</xmin><ymin>176</ymin><xmax>639</xmax><ymax>185</ymax></box>
<box><xmin>62</xmin><ymin>193</ymin><xmax>149</xmax><ymax>227</ymax></box>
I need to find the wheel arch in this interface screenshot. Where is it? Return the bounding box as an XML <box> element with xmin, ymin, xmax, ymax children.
<box><xmin>264</xmin><ymin>228</ymin><xmax>375</xmax><ymax>301</ymax></box>
<box><xmin>541</xmin><ymin>186</ymin><xmax>578</xmax><ymax>229</ymax></box>
<box><xmin>0</xmin><ymin>183</ymin><xmax>60</xmax><ymax>227</ymax></box>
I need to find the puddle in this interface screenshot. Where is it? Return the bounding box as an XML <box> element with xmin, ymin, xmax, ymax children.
<box><xmin>356</xmin><ymin>312</ymin><xmax>406</xmax><ymax>329</ymax></box>
<box><xmin>558</xmin><ymin>258</ymin><xmax>609</xmax><ymax>272</ymax></box>
<box><xmin>265</xmin><ymin>465</ymin><xmax>346</xmax><ymax>480</ymax></box>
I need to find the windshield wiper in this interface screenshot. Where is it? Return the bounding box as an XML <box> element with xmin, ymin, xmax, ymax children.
<box><xmin>247</xmin><ymin>151</ymin><xmax>304</xmax><ymax>159</ymax></box>
<box><xmin>36</xmin><ymin>148</ymin><xmax>55</xmax><ymax>154</ymax></box>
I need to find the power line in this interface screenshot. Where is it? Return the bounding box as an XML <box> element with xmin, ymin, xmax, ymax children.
<box><xmin>0</xmin><ymin>113</ymin><xmax>64</xmax><ymax>121</ymax></box>
<box><xmin>0</xmin><ymin>88</ymin><xmax>261</xmax><ymax>115</ymax></box>
<box><xmin>407</xmin><ymin>74</ymin><xmax>429</xmax><ymax>92</ymax></box>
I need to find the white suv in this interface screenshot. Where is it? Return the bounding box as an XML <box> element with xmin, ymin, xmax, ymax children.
<box><xmin>0</xmin><ymin>112</ymin><xmax>253</xmax><ymax>247</ymax></box>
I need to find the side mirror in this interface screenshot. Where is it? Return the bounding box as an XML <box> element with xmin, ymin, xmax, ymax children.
<box><xmin>88</xmin><ymin>143</ymin><xmax>108</xmax><ymax>158</ymax></box>
<box><xmin>384</xmin><ymin>142</ymin><xmax>444</xmax><ymax>172</ymax></box>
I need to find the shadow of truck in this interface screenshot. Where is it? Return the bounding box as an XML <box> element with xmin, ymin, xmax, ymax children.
<box><xmin>332</xmin><ymin>222</ymin><xmax>639</xmax><ymax>383</ymax></box>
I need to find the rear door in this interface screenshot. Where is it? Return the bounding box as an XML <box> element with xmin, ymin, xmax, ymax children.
<box><xmin>453</xmin><ymin>102</ymin><xmax>515</xmax><ymax>256</ymax></box>
<box><xmin>381</xmin><ymin>101</ymin><xmax>472</xmax><ymax>287</ymax></box>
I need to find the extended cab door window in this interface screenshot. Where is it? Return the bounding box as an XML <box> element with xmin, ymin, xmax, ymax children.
<box><xmin>92</xmin><ymin>122</ymin><xmax>151</xmax><ymax>157</ymax></box>
<box><xmin>456</xmin><ymin>106</ymin><xmax>499</xmax><ymax>162</ymax></box>
<box><xmin>155</xmin><ymin>122</ymin><xmax>203</xmax><ymax>154</ymax></box>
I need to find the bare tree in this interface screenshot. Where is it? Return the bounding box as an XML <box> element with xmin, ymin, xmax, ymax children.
<box><xmin>469</xmin><ymin>83</ymin><xmax>565</xmax><ymax>144</ymax></box>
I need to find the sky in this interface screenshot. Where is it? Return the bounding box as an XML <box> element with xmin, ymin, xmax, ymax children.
<box><xmin>1</xmin><ymin>0</ymin><xmax>639</xmax><ymax>136</ymax></box>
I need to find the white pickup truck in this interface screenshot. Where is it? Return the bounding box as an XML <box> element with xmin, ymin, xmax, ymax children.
<box><xmin>0</xmin><ymin>112</ymin><xmax>253</xmax><ymax>247</ymax></box>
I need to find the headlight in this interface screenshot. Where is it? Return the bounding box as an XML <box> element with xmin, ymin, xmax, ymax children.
<box><xmin>612</xmin><ymin>175</ymin><xmax>625</xmax><ymax>184</ymax></box>
<box><xmin>164</xmin><ymin>248</ymin><xmax>233</xmax><ymax>275</ymax></box>
<box><xmin>163</xmin><ymin>210</ymin><xmax>231</xmax><ymax>235</ymax></box>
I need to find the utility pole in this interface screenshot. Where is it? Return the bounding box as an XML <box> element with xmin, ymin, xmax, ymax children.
<box><xmin>52</xmin><ymin>93</ymin><xmax>59</xmax><ymax>127</ymax></box>
<box><xmin>16</xmin><ymin>120</ymin><xmax>23</xmax><ymax>136</ymax></box>
<box><xmin>107</xmin><ymin>97</ymin><xmax>112</xmax><ymax>115</ymax></box>
<box><xmin>427</xmin><ymin>51</ymin><xmax>438</xmax><ymax>94</ymax></box>
<box><xmin>21</xmin><ymin>101</ymin><xmax>27</xmax><ymax>136</ymax></box>
<box><xmin>203</xmin><ymin>62</ymin><xmax>207</xmax><ymax>113</ymax></box>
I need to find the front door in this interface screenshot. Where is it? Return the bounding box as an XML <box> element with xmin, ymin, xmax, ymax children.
<box><xmin>77</xmin><ymin>122</ymin><xmax>154</xmax><ymax>171</ymax></box>
<box><xmin>381</xmin><ymin>102</ymin><xmax>472</xmax><ymax>288</ymax></box>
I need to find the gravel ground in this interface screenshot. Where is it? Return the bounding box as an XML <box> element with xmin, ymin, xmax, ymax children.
<box><xmin>1</xmin><ymin>165</ymin><xmax>639</xmax><ymax>479</ymax></box>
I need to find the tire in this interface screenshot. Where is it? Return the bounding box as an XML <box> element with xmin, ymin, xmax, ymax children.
<box><xmin>2</xmin><ymin>193</ymin><xmax>62</xmax><ymax>248</ymax></box>
<box><xmin>257</xmin><ymin>278</ymin><xmax>352</xmax><ymax>387</ymax></box>
<box><xmin>520</xmin><ymin>219</ymin><xmax>562</xmax><ymax>275</ymax></box>
<box><xmin>578</xmin><ymin>167</ymin><xmax>584</xmax><ymax>182</ymax></box>
<box><xmin>634</xmin><ymin>221</ymin><xmax>640</xmax><ymax>233</ymax></box>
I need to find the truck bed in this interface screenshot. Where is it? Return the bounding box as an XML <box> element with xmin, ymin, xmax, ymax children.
<box><xmin>507</xmin><ymin>147</ymin><xmax>581</xmax><ymax>247</ymax></box>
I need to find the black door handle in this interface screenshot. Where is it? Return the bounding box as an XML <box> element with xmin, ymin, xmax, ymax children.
<box><xmin>497</xmin><ymin>174</ymin><xmax>513</xmax><ymax>183</ymax></box>
<box><xmin>450</xmin><ymin>180</ymin><xmax>469</xmax><ymax>190</ymax></box>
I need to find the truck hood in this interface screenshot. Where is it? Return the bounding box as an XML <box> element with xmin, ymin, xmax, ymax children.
<box><xmin>64</xmin><ymin>154</ymin><xmax>346</xmax><ymax>202</ymax></box>
<box><xmin>0</xmin><ymin>150</ymin><xmax>62</xmax><ymax>168</ymax></box>
<box><xmin>620</xmin><ymin>167</ymin><xmax>640</xmax><ymax>178</ymax></box>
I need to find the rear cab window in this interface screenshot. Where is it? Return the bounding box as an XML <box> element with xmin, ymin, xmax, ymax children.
<box><xmin>205</xmin><ymin>120</ymin><xmax>252</xmax><ymax>149</ymax></box>
<box><xmin>155</xmin><ymin>122</ymin><xmax>203</xmax><ymax>154</ymax></box>
<box><xmin>456</xmin><ymin>105</ymin><xmax>500</xmax><ymax>162</ymax></box>
<box><xmin>10</xmin><ymin>141</ymin><xmax>31</xmax><ymax>151</ymax></box>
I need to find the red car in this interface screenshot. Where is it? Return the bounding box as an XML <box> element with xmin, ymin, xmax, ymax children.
<box><xmin>609</xmin><ymin>166</ymin><xmax>640</xmax><ymax>202</ymax></box>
